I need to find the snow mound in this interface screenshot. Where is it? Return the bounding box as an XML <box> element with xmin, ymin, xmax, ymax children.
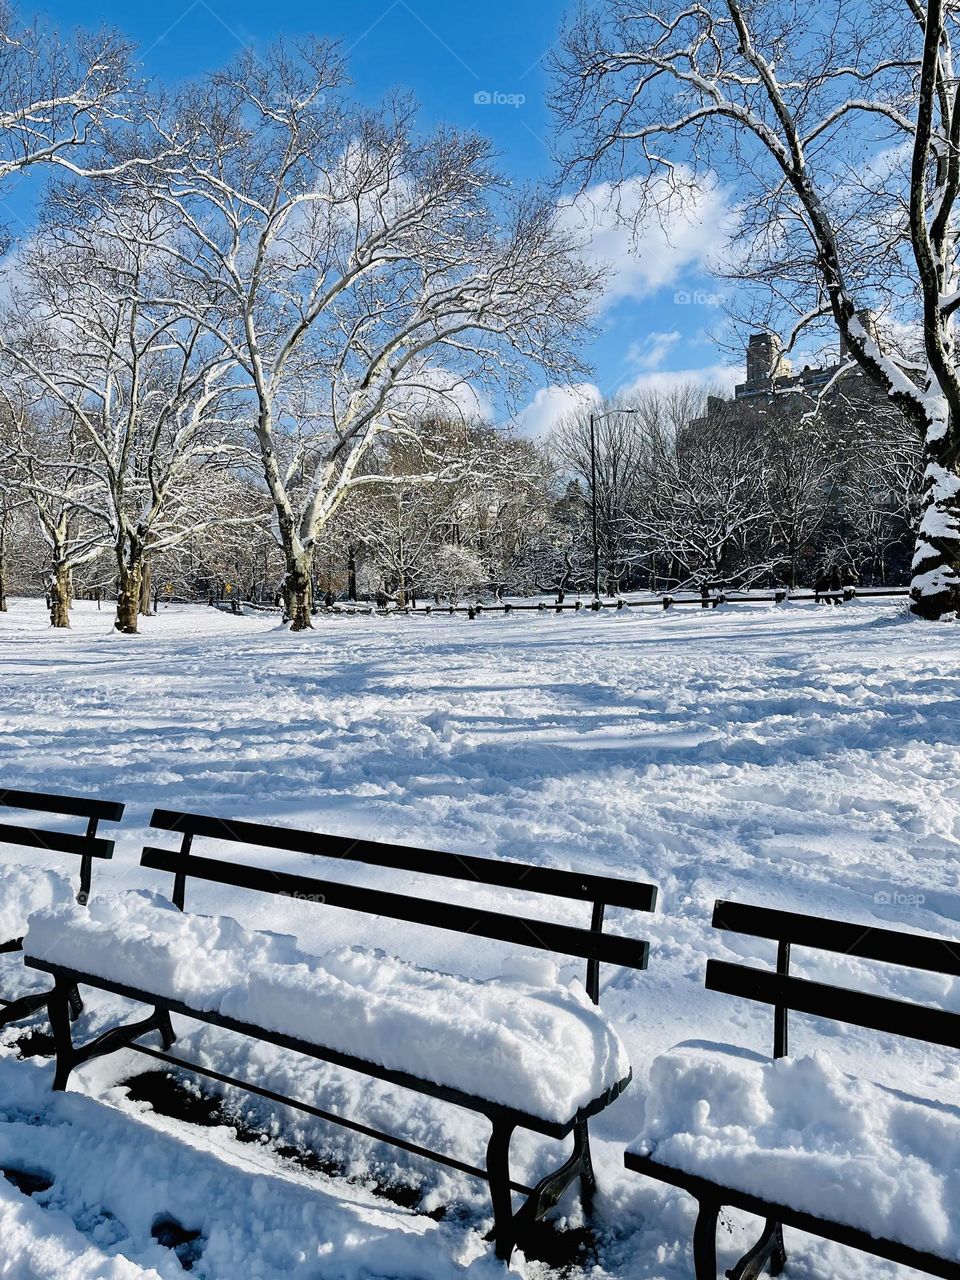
<box><xmin>0</xmin><ymin>863</ymin><xmax>74</xmax><ymax>942</ymax></box>
<box><xmin>25</xmin><ymin>891</ymin><xmax>631</xmax><ymax>1124</ymax></box>
<box><xmin>633</xmin><ymin>1041</ymin><xmax>960</xmax><ymax>1258</ymax></box>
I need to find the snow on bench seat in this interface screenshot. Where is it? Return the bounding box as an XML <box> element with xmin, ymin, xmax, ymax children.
<box><xmin>0</xmin><ymin>864</ymin><xmax>74</xmax><ymax>942</ymax></box>
<box><xmin>24</xmin><ymin>891</ymin><xmax>631</xmax><ymax>1125</ymax></box>
<box><xmin>631</xmin><ymin>1041</ymin><xmax>960</xmax><ymax>1260</ymax></box>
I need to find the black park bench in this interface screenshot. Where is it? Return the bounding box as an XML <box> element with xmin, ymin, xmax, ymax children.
<box><xmin>626</xmin><ymin>899</ymin><xmax>960</xmax><ymax>1279</ymax></box>
<box><xmin>0</xmin><ymin>787</ymin><xmax>123</xmax><ymax>1030</ymax></box>
<box><xmin>25</xmin><ymin>808</ymin><xmax>658</xmax><ymax>1261</ymax></box>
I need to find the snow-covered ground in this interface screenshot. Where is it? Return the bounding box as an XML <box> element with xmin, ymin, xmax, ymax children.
<box><xmin>1</xmin><ymin>595</ymin><xmax>958</xmax><ymax>1278</ymax></box>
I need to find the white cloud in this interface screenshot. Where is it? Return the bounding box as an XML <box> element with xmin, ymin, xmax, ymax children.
<box><xmin>513</xmin><ymin>382</ymin><xmax>601</xmax><ymax>439</ymax></box>
<box><xmin>627</xmin><ymin>330</ymin><xmax>682</xmax><ymax>371</ymax></box>
<box><xmin>619</xmin><ymin>363</ymin><xmax>744</xmax><ymax>399</ymax></box>
<box><xmin>558</xmin><ymin>170</ymin><xmax>737</xmax><ymax>310</ymax></box>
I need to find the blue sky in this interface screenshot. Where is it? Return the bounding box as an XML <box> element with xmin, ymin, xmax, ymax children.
<box><xmin>13</xmin><ymin>0</ymin><xmax>744</xmax><ymax>433</ymax></box>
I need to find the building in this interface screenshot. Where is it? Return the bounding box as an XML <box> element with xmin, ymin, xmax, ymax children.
<box><xmin>702</xmin><ymin>314</ymin><xmax>887</xmax><ymax>425</ymax></box>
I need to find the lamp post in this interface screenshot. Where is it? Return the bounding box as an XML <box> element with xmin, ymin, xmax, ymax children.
<box><xmin>589</xmin><ymin>411</ymin><xmax>600</xmax><ymax>600</ymax></box>
<box><xmin>588</xmin><ymin>407</ymin><xmax>641</xmax><ymax>601</ymax></box>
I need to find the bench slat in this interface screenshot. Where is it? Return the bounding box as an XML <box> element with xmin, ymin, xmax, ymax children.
<box><xmin>149</xmin><ymin>809</ymin><xmax>657</xmax><ymax>913</ymax></box>
<box><xmin>706</xmin><ymin>959</ymin><xmax>960</xmax><ymax>1049</ymax></box>
<box><xmin>713</xmin><ymin>899</ymin><xmax>960</xmax><ymax>976</ymax></box>
<box><xmin>0</xmin><ymin>789</ymin><xmax>124</xmax><ymax>822</ymax></box>
<box><xmin>140</xmin><ymin>847</ymin><xmax>651</xmax><ymax>969</ymax></box>
<box><xmin>0</xmin><ymin>822</ymin><xmax>114</xmax><ymax>860</ymax></box>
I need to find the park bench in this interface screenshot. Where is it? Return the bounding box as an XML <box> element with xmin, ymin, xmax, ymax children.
<box><xmin>0</xmin><ymin>787</ymin><xmax>123</xmax><ymax>1030</ymax></box>
<box><xmin>625</xmin><ymin>899</ymin><xmax>960</xmax><ymax>1279</ymax></box>
<box><xmin>24</xmin><ymin>808</ymin><xmax>658</xmax><ymax>1260</ymax></box>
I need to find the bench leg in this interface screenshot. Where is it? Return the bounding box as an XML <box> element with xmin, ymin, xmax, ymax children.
<box><xmin>49</xmin><ymin>978</ymin><xmax>177</xmax><ymax>1092</ymax></box>
<box><xmin>693</xmin><ymin>1196</ymin><xmax>721</xmax><ymax>1280</ymax></box>
<box><xmin>726</xmin><ymin>1218</ymin><xmax>786</xmax><ymax>1280</ymax></box>
<box><xmin>0</xmin><ymin>990</ymin><xmax>50</xmax><ymax>1030</ymax></box>
<box><xmin>157</xmin><ymin>1008</ymin><xmax>176</xmax><ymax>1050</ymax></box>
<box><xmin>485</xmin><ymin>1121</ymin><xmax>517</xmax><ymax>1261</ymax></box>
<box><xmin>67</xmin><ymin>984</ymin><xmax>83</xmax><ymax>1022</ymax></box>
<box><xmin>576</xmin><ymin>1118</ymin><xmax>597</xmax><ymax>1215</ymax></box>
<box><xmin>499</xmin><ymin>1118</ymin><xmax>598</xmax><ymax>1258</ymax></box>
<box><xmin>49</xmin><ymin>979</ymin><xmax>76</xmax><ymax>1091</ymax></box>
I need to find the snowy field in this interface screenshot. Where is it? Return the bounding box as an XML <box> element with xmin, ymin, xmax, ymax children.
<box><xmin>1</xmin><ymin>595</ymin><xmax>959</xmax><ymax>1279</ymax></box>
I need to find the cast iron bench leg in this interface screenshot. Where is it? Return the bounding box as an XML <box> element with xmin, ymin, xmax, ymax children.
<box><xmin>0</xmin><ymin>983</ymin><xmax>81</xmax><ymax>1032</ymax></box>
<box><xmin>0</xmin><ymin>991</ymin><xmax>50</xmax><ymax>1029</ymax></box>
<box><xmin>726</xmin><ymin>1219</ymin><xmax>786</xmax><ymax>1280</ymax></box>
<box><xmin>485</xmin><ymin>1120</ymin><xmax>517</xmax><ymax>1261</ymax></box>
<box><xmin>576</xmin><ymin>1119</ymin><xmax>597</xmax><ymax>1213</ymax></box>
<box><xmin>49</xmin><ymin>979</ymin><xmax>76</xmax><ymax>1090</ymax></box>
<box><xmin>49</xmin><ymin>977</ymin><xmax>177</xmax><ymax>1092</ymax></box>
<box><xmin>67</xmin><ymin>984</ymin><xmax>83</xmax><ymax>1021</ymax></box>
<box><xmin>513</xmin><ymin>1117</ymin><xmax>597</xmax><ymax>1242</ymax></box>
<box><xmin>504</xmin><ymin>1119</ymin><xmax>599</xmax><ymax>1258</ymax></box>
<box><xmin>694</xmin><ymin>1196</ymin><xmax>721</xmax><ymax>1280</ymax></box>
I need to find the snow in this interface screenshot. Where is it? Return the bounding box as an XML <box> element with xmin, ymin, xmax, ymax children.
<box><xmin>0</xmin><ymin>863</ymin><xmax>74</xmax><ymax>943</ymax></box>
<box><xmin>633</xmin><ymin>1042</ymin><xmax>960</xmax><ymax>1258</ymax></box>
<box><xmin>0</xmin><ymin>1056</ymin><xmax>505</xmax><ymax>1280</ymax></box>
<box><xmin>25</xmin><ymin>891</ymin><xmax>631</xmax><ymax>1124</ymax></box>
<box><xmin>0</xmin><ymin>595</ymin><xmax>959</xmax><ymax>1277</ymax></box>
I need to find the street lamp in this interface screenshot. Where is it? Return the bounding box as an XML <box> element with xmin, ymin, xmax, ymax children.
<box><xmin>589</xmin><ymin>407</ymin><xmax>642</xmax><ymax>600</ymax></box>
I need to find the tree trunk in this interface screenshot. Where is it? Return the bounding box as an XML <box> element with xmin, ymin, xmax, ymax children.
<box><xmin>282</xmin><ymin>555</ymin><xmax>313</xmax><ymax>630</ymax></box>
<box><xmin>139</xmin><ymin>558</ymin><xmax>154</xmax><ymax>616</ymax></box>
<box><xmin>49</xmin><ymin>564</ymin><xmax>70</xmax><ymax>628</ymax></box>
<box><xmin>116</xmin><ymin>559</ymin><xmax>142</xmax><ymax>634</ymax></box>
<box><xmin>347</xmin><ymin>545</ymin><xmax>357</xmax><ymax>601</ymax></box>
<box><xmin>909</xmin><ymin>418</ymin><xmax>960</xmax><ymax>618</ymax></box>
<box><xmin>0</xmin><ymin>520</ymin><xmax>7</xmax><ymax>611</ymax></box>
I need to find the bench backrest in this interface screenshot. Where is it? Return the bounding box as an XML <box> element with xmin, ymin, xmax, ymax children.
<box><xmin>709</xmin><ymin>899</ymin><xmax>960</xmax><ymax>1057</ymax></box>
<box><xmin>0</xmin><ymin>787</ymin><xmax>124</xmax><ymax>904</ymax></box>
<box><xmin>142</xmin><ymin>809</ymin><xmax>658</xmax><ymax>1004</ymax></box>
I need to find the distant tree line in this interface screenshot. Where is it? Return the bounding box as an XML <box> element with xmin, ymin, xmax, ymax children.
<box><xmin>2</xmin><ymin>376</ymin><xmax>922</xmax><ymax>616</ymax></box>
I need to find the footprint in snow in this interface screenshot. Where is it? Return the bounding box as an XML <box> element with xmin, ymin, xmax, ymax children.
<box><xmin>152</xmin><ymin>1214</ymin><xmax>205</xmax><ymax>1272</ymax></box>
<box><xmin>2</xmin><ymin>1166</ymin><xmax>53</xmax><ymax>1196</ymax></box>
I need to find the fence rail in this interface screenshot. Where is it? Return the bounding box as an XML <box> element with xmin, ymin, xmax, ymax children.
<box><xmin>206</xmin><ymin>585</ymin><xmax>910</xmax><ymax>621</ymax></box>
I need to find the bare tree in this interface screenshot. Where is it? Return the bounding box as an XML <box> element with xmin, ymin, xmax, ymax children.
<box><xmin>761</xmin><ymin>401</ymin><xmax>844</xmax><ymax>588</ymax></box>
<box><xmin>554</xmin><ymin>0</ymin><xmax>960</xmax><ymax>618</ymax></box>
<box><xmin>838</xmin><ymin>397</ymin><xmax>925</xmax><ymax>580</ymax></box>
<box><xmin>625</xmin><ymin>386</ymin><xmax>775</xmax><ymax>586</ymax></box>
<box><xmin>0</xmin><ymin>395</ymin><xmax>110</xmax><ymax>625</ymax></box>
<box><xmin>0</xmin><ymin>190</ymin><xmax>246</xmax><ymax>633</ymax></box>
<box><xmin>129</xmin><ymin>43</ymin><xmax>601</xmax><ymax>629</ymax></box>
<box><xmin>552</xmin><ymin>399</ymin><xmax>650</xmax><ymax>593</ymax></box>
